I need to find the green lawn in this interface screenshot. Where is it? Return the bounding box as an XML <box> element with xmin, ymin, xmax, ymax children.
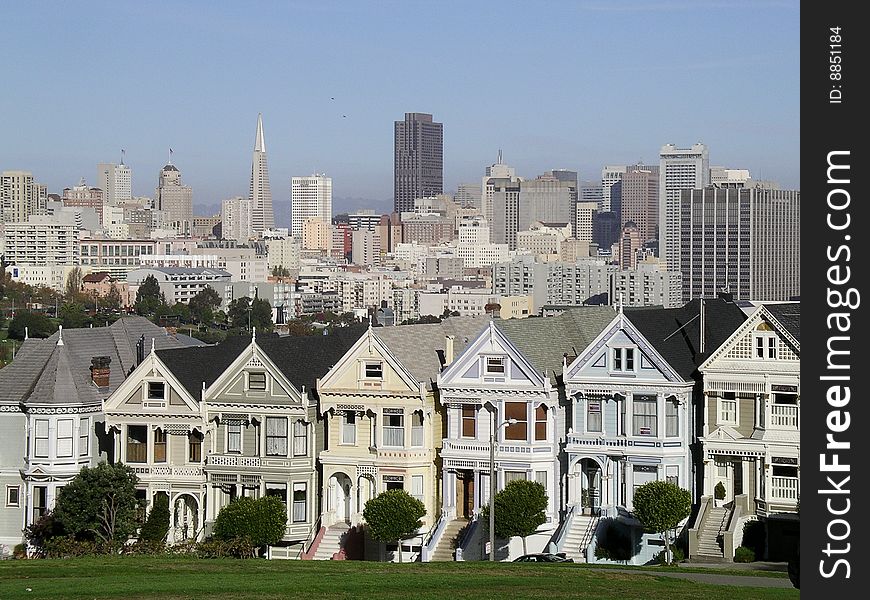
<box><xmin>0</xmin><ymin>557</ymin><xmax>799</xmax><ymax>600</ymax></box>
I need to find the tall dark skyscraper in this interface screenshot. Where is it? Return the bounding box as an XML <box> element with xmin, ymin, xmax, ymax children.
<box><xmin>394</xmin><ymin>112</ymin><xmax>443</xmax><ymax>213</ymax></box>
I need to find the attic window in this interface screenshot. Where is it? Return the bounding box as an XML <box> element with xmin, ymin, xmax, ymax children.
<box><xmin>485</xmin><ymin>356</ymin><xmax>505</xmax><ymax>375</ymax></box>
<box><xmin>249</xmin><ymin>372</ymin><xmax>267</xmax><ymax>391</ymax></box>
<box><xmin>145</xmin><ymin>381</ymin><xmax>166</xmax><ymax>409</ymax></box>
<box><xmin>364</xmin><ymin>362</ymin><xmax>383</xmax><ymax>379</ymax></box>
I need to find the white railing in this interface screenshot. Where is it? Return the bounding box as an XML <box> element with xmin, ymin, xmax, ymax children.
<box><xmin>443</xmin><ymin>440</ymin><xmax>532</xmax><ymax>454</ymax></box>
<box><xmin>769</xmin><ymin>404</ymin><xmax>798</xmax><ymax>428</ymax></box>
<box><xmin>208</xmin><ymin>455</ymin><xmax>262</xmax><ymax>468</ymax></box>
<box><xmin>146</xmin><ymin>466</ymin><xmax>204</xmax><ymax>478</ymax></box>
<box><xmin>771</xmin><ymin>476</ymin><xmax>799</xmax><ymax>500</ymax></box>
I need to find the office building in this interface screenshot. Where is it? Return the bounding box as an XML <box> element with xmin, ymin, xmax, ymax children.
<box><xmin>62</xmin><ymin>179</ymin><xmax>105</xmax><ymax>224</ymax></box>
<box><xmin>621</xmin><ymin>167</ymin><xmax>659</xmax><ymax>243</ymax></box>
<box><xmin>1</xmin><ymin>170</ymin><xmax>47</xmax><ymax>224</ymax></box>
<box><xmin>221</xmin><ymin>195</ymin><xmax>253</xmax><ymax>242</ymax></box>
<box><xmin>291</xmin><ymin>174</ymin><xmax>332</xmax><ymax>239</ymax></box>
<box><xmin>155</xmin><ymin>162</ymin><xmax>193</xmax><ymax>235</ymax></box>
<box><xmin>249</xmin><ymin>113</ymin><xmax>275</xmax><ymax>234</ymax></box>
<box><xmin>659</xmin><ymin>143</ymin><xmax>710</xmax><ymax>272</ymax></box>
<box><xmin>394</xmin><ymin>112</ymin><xmax>443</xmax><ymax>213</ymax></box>
<box><xmin>97</xmin><ymin>160</ymin><xmax>132</xmax><ymax>205</ymax></box>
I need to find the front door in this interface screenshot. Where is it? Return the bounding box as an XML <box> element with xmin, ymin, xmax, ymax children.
<box><xmin>455</xmin><ymin>470</ymin><xmax>474</xmax><ymax>518</ymax></box>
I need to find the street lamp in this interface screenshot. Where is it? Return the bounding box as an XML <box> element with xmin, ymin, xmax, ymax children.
<box><xmin>489</xmin><ymin>416</ymin><xmax>518</xmax><ymax>562</ymax></box>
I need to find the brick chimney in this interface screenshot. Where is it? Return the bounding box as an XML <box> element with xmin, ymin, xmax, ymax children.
<box><xmin>90</xmin><ymin>356</ymin><xmax>112</xmax><ymax>388</ymax></box>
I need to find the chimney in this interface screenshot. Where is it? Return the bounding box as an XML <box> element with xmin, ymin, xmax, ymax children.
<box><xmin>90</xmin><ymin>356</ymin><xmax>112</xmax><ymax>388</ymax></box>
<box><xmin>445</xmin><ymin>335</ymin><xmax>455</xmax><ymax>366</ymax></box>
<box><xmin>136</xmin><ymin>335</ymin><xmax>145</xmax><ymax>365</ymax></box>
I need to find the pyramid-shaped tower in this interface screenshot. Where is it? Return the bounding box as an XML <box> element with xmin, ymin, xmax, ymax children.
<box><xmin>249</xmin><ymin>113</ymin><xmax>274</xmax><ymax>233</ymax></box>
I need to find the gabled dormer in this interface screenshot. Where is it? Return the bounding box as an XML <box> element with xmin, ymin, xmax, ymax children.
<box><xmin>700</xmin><ymin>305</ymin><xmax>800</xmax><ymax>374</ymax></box>
<box><xmin>439</xmin><ymin>321</ymin><xmax>549</xmax><ymax>391</ymax></box>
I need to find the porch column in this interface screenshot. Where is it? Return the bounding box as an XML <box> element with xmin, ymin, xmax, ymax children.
<box><xmin>703</xmin><ymin>459</ymin><xmax>714</xmax><ymax>496</ymax></box>
<box><xmin>701</xmin><ymin>392</ymin><xmax>709</xmax><ymax>437</ymax></box>
<box><xmin>197</xmin><ymin>493</ymin><xmax>205</xmax><ymax>541</ymax></box>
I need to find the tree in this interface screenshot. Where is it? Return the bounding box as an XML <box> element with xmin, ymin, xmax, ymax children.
<box><xmin>138</xmin><ymin>493</ymin><xmax>170</xmax><ymax>544</ymax></box>
<box><xmin>484</xmin><ymin>302</ymin><xmax>501</xmax><ymax>316</ymax></box>
<box><xmin>251</xmin><ymin>297</ymin><xmax>273</xmax><ymax>332</ymax></box>
<box><xmin>227</xmin><ymin>297</ymin><xmax>252</xmax><ymax>330</ymax></box>
<box><xmin>7</xmin><ymin>311</ymin><xmax>57</xmax><ymax>340</ymax></box>
<box><xmin>105</xmin><ymin>283</ymin><xmax>122</xmax><ymax>311</ymax></box>
<box><xmin>227</xmin><ymin>296</ymin><xmax>273</xmax><ymax>332</ymax></box>
<box><xmin>188</xmin><ymin>285</ymin><xmax>221</xmax><ymax>324</ymax></box>
<box><xmin>362</xmin><ymin>489</ymin><xmax>426</xmax><ymax>563</ymax></box>
<box><xmin>64</xmin><ymin>267</ymin><xmax>85</xmax><ymax>301</ymax></box>
<box><xmin>213</xmin><ymin>496</ymin><xmax>287</xmax><ymax>553</ymax></box>
<box><xmin>480</xmin><ymin>479</ymin><xmax>547</xmax><ymax>555</ymax></box>
<box><xmin>134</xmin><ymin>275</ymin><xmax>164</xmax><ymax>315</ymax></box>
<box><xmin>53</xmin><ymin>462</ymin><xmax>140</xmax><ymax>545</ymax></box>
<box><xmin>631</xmin><ymin>480</ymin><xmax>692</xmax><ymax>565</ymax></box>
<box><xmin>60</xmin><ymin>301</ymin><xmax>87</xmax><ymax>329</ymax></box>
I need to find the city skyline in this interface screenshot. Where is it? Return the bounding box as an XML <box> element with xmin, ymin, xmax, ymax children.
<box><xmin>0</xmin><ymin>1</ymin><xmax>799</xmax><ymax>211</ymax></box>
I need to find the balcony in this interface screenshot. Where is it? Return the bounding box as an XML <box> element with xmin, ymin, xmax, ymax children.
<box><xmin>770</xmin><ymin>476</ymin><xmax>799</xmax><ymax>501</ymax></box>
<box><xmin>208</xmin><ymin>455</ymin><xmax>262</xmax><ymax>468</ymax></box>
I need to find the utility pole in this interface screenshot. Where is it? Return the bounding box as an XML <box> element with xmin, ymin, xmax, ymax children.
<box><xmin>489</xmin><ymin>416</ymin><xmax>517</xmax><ymax>561</ymax></box>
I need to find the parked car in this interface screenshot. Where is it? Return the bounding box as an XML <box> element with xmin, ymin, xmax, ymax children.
<box><xmin>512</xmin><ymin>553</ymin><xmax>574</xmax><ymax>563</ymax></box>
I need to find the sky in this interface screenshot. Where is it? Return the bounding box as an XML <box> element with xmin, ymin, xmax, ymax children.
<box><xmin>0</xmin><ymin>0</ymin><xmax>800</xmax><ymax>215</ymax></box>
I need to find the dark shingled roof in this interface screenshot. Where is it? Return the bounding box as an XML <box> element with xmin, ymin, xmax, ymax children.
<box><xmin>0</xmin><ymin>317</ymin><xmax>203</xmax><ymax>408</ymax></box>
<box><xmin>627</xmin><ymin>298</ymin><xmax>747</xmax><ymax>380</ymax></box>
<box><xmin>496</xmin><ymin>307</ymin><xmax>617</xmax><ymax>379</ymax></box>
<box><xmin>157</xmin><ymin>326</ymin><xmax>367</xmax><ymax>399</ymax></box>
<box><xmin>763</xmin><ymin>303</ymin><xmax>800</xmax><ymax>343</ymax></box>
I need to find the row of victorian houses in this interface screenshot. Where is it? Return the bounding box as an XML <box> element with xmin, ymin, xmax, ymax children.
<box><xmin>0</xmin><ymin>297</ymin><xmax>800</xmax><ymax>562</ymax></box>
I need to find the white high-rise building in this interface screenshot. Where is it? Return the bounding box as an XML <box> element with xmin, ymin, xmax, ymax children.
<box><xmin>601</xmin><ymin>166</ymin><xmax>627</xmax><ymax>212</ymax></box>
<box><xmin>574</xmin><ymin>201</ymin><xmax>598</xmax><ymax>243</ymax></box>
<box><xmin>97</xmin><ymin>160</ymin><xmax>132</xmax><ymax>205</ymax></box>
<box><xmin>710</xmin><ymin>167</ymin><xmax>752</xmax><ymax>188</ymax></box>
<box><xmin>481</xmin><ymin>150</ymin><xmax>520</xmax><ymax>229</ymax></box>
<box><xmin>155</xmin><ymin>162</ymin><xmax>193</xmax><ymax>235</ymax></box>
<box><xmin>658</xmin><ymin>143</ymin><xmax>710</xmax><ymax>272</ymax></box>
<box><xmin>291</xmin><ymin>174</ymin><xmax>332</xmax><ymax>239</ymax></box>
<box><xmin>221</xmin><ymin>195</ymin><xmax>253</xmax><ymax>242</ymax></box>
<box><xmin>1</xmin><ymin>170</ymin><xmax>47</xmax><ymax>223</ymax></box>
<box><xmin>249</xmin><ymin>113</ymin><xmax>274</xmax><ymax>234</ymax></box>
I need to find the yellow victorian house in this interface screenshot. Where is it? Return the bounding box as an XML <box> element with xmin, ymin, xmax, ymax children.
<box><xmin>315</xmin><ymin>317</ymin><xmax>487</xmax><ymax>560</ymax></box>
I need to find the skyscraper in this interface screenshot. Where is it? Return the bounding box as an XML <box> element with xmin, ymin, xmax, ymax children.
<box><xmin>249</xmin><ymin>113</ymin><xmax>274</xmax><ymax>234</ymax></box>
<box><xmin>394</xmin><ymin>112</ymin><xmax>443</xmax><ymax>213</ymax></box>
<box><xmin>482</xmin><ymin>151</ymin><xmax>520</xmax><ymax>230</ymax></box>
<box><xmin>155</xmin><ymin>161</ymin><xmax>193</xmax><ymax>235</ymax></box>
<box><xmin>1</xmin><ymin>170</ymin><xmax>47</xmax><ymax>223</ymax></box>
<box><xmin>659</xmin><ymin>143</ymin><xmax>709</xmax><ymax>272</ymax></box>
<box><xmin>222</xmin><ymin>195</ymin><xmax>253</xmax><ymax>242</ymax></box>
<box><xmin>291</xmin><ymin>174</ymin><xmax>333</xmax><ymax>239</ymax></box>
<box><xmin>620</xmin><ymin>166</ymin><xmax>659</xmax><ymax>243</ymax></box>
<box><xmin>97</xmin><ymin>160</ymin><xmax>132</xmax><ymax>205</ymax></box>
<box><xmin>680</xmin><ymin>186</ymin><xmax>800</xmax><ymax>302</ymax></box>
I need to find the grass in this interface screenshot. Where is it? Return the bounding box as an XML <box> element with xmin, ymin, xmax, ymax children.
<box><xmin>0</xmin><ymin>557</ymin><xmax>799</xmax><ymax>600</ymax></box>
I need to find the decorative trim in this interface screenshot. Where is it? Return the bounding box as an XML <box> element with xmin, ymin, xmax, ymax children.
<box><xmin>27</xmin><ymin>405</ymin><xmax>102</xmax><ymax>415</ymax></box>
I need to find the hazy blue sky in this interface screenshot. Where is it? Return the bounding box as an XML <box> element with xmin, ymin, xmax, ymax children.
<box><xmin>1</xmin><ymin>0</ymin><xmax>799</xmax><ymax>213</ymax></box>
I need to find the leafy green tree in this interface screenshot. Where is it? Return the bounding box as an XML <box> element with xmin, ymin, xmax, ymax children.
<box><xmin>138</xmin><ymin>493</ymin><xmax>170</xmax><ymax>544</ymax></box>
<box><xmin>170</xmin><ymin>302</ymin><xmax>192</xmax><ymax>322</ymax></box>
<box><xmin>60</xmin><ymin>302</ymin><xmax>87</xmax><ymax>329</ymax></box>
<box><xmin>481</xmin><ymin>479</ymin><xmax>547</xmax><ymax>555</ymax></box>
<box><xmin>188</xmin><ymin>285</ymin><xmax>221</xmax><ymax>324</ymax></box>
<box><xmin>251</xmin><ymin>297</ymin><xmax>273</xmax><ymax>332</ymax></box>
<box><xmin>134</xmin><ymin>275</ymin><xmax>164</xmax><ymax>315</ymax></box>
<box><xmin>227</xmin><ymin>297</ymin><xmax>273</xmax><ymax>332</ymax></box>
<box><xmin>362</xmin><ymin>489</ymin><xmax>426</xmax><ymax>563</ymax></box>
<box><xmin>632</xmin><ymin>480</ymin><xmax>692</xmax><ymax>565</ymax></box>
<box><xmin>213</xmin><ymin>496</ymin><xmax>287</xmax><ymax>553</ymax></box>
<box><xmin>105</xmin><ymin>283</ymin><xmax>122</xmax><ymax>311</ymax></box>
<box><xmin>8</xmin><ymin>311</ymin><xmax>57</xmax><ymax>340</ymax></box>
<box><xmin>64</xmin><ymin>267</ymin><xmax>85</xmax><ymax>302</ymax></box>
<box><xmin>53</xmin><ymin>462</ymin><xmax>140</xmax><ymax>545</ymax></box>
<box><xmin>227</xmin><ymin>297</ymin><xmax>252</xmax><ymax>330</ymax></box>
<box><xmin>23</xmin><ymin>511</ymin><xmax>66</xmax><ymax>557</ymax></box>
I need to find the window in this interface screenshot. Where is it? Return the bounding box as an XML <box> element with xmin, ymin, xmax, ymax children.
<box><xmin>534</xmin><ymin>405</ymin><xmax>547</xmax><ymax>441</ymax></box>
<box><xmin>384</xmin><ymin>475</ymin><xmax>404</xmax><ymax>491</ymax></box>
<box><xmin>504</xmin><ymin>402</ymin><xmax>528</xmax><ymax>441</ymax></box>
<box><xmin>461</xmin><ymin>406</ymin><xmax>476</xmax><ymax>438</ymax></box>
<box><xmin>485</xmin><ymin>356</ymin><xmax>505</xmax><ymax>375</ymax></box>
<box><xmin>127</xmin><ymin>425</ymin><xmax>147</xmax><ymax>463</ymax></box>
<box><xmin>754</xmin><ymin>334</ymin><xmax>777</xmax><ymax>359</ymax></box>
<box><xmin>383</xmin><ymin>411</ymin><xmax>404</xmax><ymax>447</ymax></box>
<box><xmin>613</xmin><ymin>348</ymin><xmax>622</xmax><ymax>371</ymax></box>
<box><xmin>147</xmin><ymin>381</ymin><xmax>165</xmax><ymax>401</ymax></box>
<box><xmin>587</xmin><ymin>400</ymin><xmax>602</xmax><ymax>432</ymax></box>
<box><xmin>248</xmin><ymin>372</ymin><xmax>267</xmax><ymax>391</ymax></box>
<box><xmin>666</xmin><ymin>466</ymin><xmax>679</xmax><ymax>486</ymax></box>
<box><xmin>188</xmin><ymin>431</ymin><xmax>203</xmax><ymax>462</ymax></box>
<box><xmin>411</xmin><ymin>411</ymin><xmax>424</xmax><ymax>447</ymax></box>
<box><xmin>535</xmin><ymin>471</ymin><xmax>548</xmax><ymax>496</ymax></box>
<box><xmin>57</xmin><ymin>419</ymin><xmax>74</xmax><ymax>458</ymax></box>
<box><xmin>227</xmin><ymin>423</ymin><xmax>242</xmax><ymax>453</ymax></box>
<box><xmin>34</xmin><ymin>419</ymin><xmax>49</xmax><ymax>458</ymax></box>
<box><xmin>6</xmin><ymin>485</ymin><xmax>20</xmax><ymax>508</ymax></box>
<box><xmin>266</xmin><ymin>417</ymin><xmax>288</xmax><ymax>456</ymax></box>
<box><xmin>665</xmin><ymin>397</ymin><xmax>679</xmax><ymax>437</ymax></box>
<box><xmin>341</xmin><ymin>411</ymin><xmax>356</xmax><ymax>445</ymax></box>
<box><xmin>154</xmin><ymin>428</ymin><xmax>167</xmax><ymax>462</ymax></box>
<box><xmin>33</xmin><ymin>486</ymin><xmax>47</xmax><ymax>522</ymax></box>
<box><xmin>364</xmin><ymin>362</ymin><xmax>383</xmax><ymax>379</ymax></box>
<box><xmin>79</xmin><ymin>418</ymin><xmax>89</xmax><ymax>456</ymax></box>
<box><xmin>411</xmin><ymin>475</ymin><xmax>424</xmax><ymax>503</ymax></box>
<box><xmin>293</xmin><ymin>420</ymin><xmax>308</xmax><ymax>457</ymax></box>
<box><xmin>718</xmin><ymin>393</ymin><xmax>737</xmax><ymax>425</ymax></box>
<box><xmin>767</xmin><ymin>337</ymin><xmax>777</xmax><ymax>359</ymax></box>
<box><xmin>632</xmin><ymin>395</ymin><xmax>657</xmax><ymax>436</ymax></box>
<box><xmin>292</xmin><ymin>483</ymin><xmax>307</xmax><ymax>523</ymax></box>
<box><xmin>625</xmin><ymin>348</ymin><xmax>635</xmax><ymax>371</ymax></box>
<box><xmin>505</xmin><ymin>471</ymin><xmax>526</xmax><ymax>484</ymax></box>
<box><xmin>612</xmin><ymin>348</ymin><xmax>635</xmax><ymax>372</ymax></box>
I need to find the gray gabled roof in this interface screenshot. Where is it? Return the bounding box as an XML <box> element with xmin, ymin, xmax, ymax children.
<box><xmin>763</xmin><ymin>303</ymin><xmax>800</xmax><ymax>344</ymax></box>
<box><xmin>373</xmin><ymin>316</ymin><xmax>492</xmax><ymax>388</ymax></box>
<box><xmin>0</xmin><ymin>317</ymin><xmax>203</xmax><ymax>408</ymax></box>
<box><xmin>496</xmin><ymin>307</ymin><xmax>617</xmax><ymax>379</ymax></box>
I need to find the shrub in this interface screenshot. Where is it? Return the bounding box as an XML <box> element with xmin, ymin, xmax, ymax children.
<box><xmin>23</xmin><ymin>511</ymin><xmax>66</xmax><ymax>557</ymax></box>
<box><xmin>594</xmin><ymin>521</ymin><xmax>634</xmax><ymax>562</ymax></box>
<box><xmin>195</xmin><ymin>537</ymin><xmax>255</xmax><ymax>559</ymax></box>
<box><xmin>213</xmin><ymin>496</ymin><xmax>287</xmax><ymax>551</ymax></box>
<box><xmin>654</xmin><ymin>544</ymin><xmax>685</xmax><ymax>565</ymax></box>
<box><xmin>139</xmin><ymin>494</ymin><xmax>170</xmax><ymax>544</ymax></box>
<box><xmin>734</xmin><ymin>545</ymin><xmax>756</xmax><ymax>562</ymax></box>
<box><xmin>714</xmin><ymin>482</ymin><xmax>726</xmax><ymax>500</ymax></box>
<box><xmin>13</xmin><ymin>544</ymin><xmax>27</xmax><ymax>559</ymax></box>
<box><xmin>742</xmin><ymin>519</ymin><xmax>766</xmax><ymax>558</ymax></box>
<box><xmin>43</xmin><ymin>537</ymin><xmax>112</xmax><ymax>558</ymax></box>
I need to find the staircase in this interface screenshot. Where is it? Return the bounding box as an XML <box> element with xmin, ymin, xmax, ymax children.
<box><xmin>429</xmin><ymin>518</ymin><xmax>469</xmax><ymax>561</ymax></box>
<box><xmin>312</xmin><ymin>523</ymin><xmax>350</xmax><ymax>560</ymax></box>
<box><xmin>696</xmin><ymin>507</ymin><xmax>729</xmax><ymax>561</ymax></box>
<box><xmin>561</xmin><ymin>513</ymin><xmax>599</xmax><ymax>563</ymax></box>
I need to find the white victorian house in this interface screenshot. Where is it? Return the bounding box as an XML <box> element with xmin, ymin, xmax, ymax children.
<box><xmin>436</xmin><ymin>307</ymin><xmax>615</xmax><ymax>561</ymax></box>
<box><xmin>0</xmin><ymin>318</ymin><xmax>202</xmax><ymax>555</ymax></box>
<box><xmin>691</xmin><ymin>303</ymin><xmax>800</xmax><ymax>562</ymax></box>
<box><xmin>562</xmin><ymin>299</ymin><xmax>746</xmax><ymax>564</ymax></box>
